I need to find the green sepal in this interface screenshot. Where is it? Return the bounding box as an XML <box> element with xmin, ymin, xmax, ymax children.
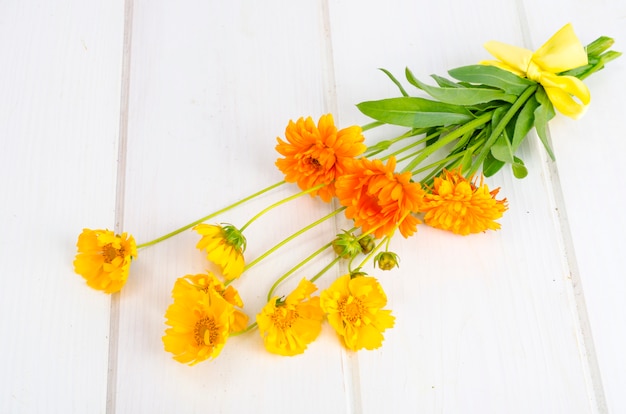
<box><xmin>222</xmin><ymin>223</ymin><xmax>247</xmax><ymax>253</ymax></box>
<box><xmin>448</xmin><ymin>65</ymin><xmax>535</xmax><ymax>95</ymax></box>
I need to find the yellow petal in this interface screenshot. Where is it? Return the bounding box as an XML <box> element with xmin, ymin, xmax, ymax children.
<box><xmin>483</xmin><ymin>41</ymin><xmax>533</xmax><ymax>74</ymax></box>
<box><xmin>532</xmin><ymin>23</ymin><xmax>588</xmax><ymax>73</ymax></box>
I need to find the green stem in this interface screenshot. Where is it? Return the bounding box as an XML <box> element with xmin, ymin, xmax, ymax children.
<box><xmin>469</xmin><ymin>84</ymin><xmax>538</xmax><ymax>175</ymax></box>
<box><xmin>363</xmin><ymin>128</ymin><xmax>426</xmax><ymax>159</ymax></box>
<box><xmin>136</xmin><ymin>180</ymin><xmax>285</xmax><ymax>249</ymax></box>
<box><xmin>243</xmin><ymin>207</ymin><xmax>345</xmax><ymax>272</ymax></box>
<box><xmin>309</xmin><ymin>256</ymin><xmax>342</xmax><ymax>284</ymax></box>
<box><xmin>266</xmin><ymin>241</ymin><xmax>333</xmax><ymax>301</ymax></box>
<box><xmin>388</xmin><ymin>130</ymin><xmax>439</xmax><ymax>163</ymax></box>
<box><xmin>357</xmin><ymin>236</ymin><xmax>389</xmax><ymax>270</ymax></box>
<box><xmin>239</xmin><ymin>182</ymin><xmax>326</xmax><ymax>233</ymax></box>
<box><xmin>402</xmin><ymin>113</ymin><xmax>492</xmax><ymax>173</ymax></box>
<box><xmin>361</xmin><ymin>121</ymin><xmax>384</xmax><ymax>132</ymax></box>
<box><xmin>412</xmin><ymin>139</ymin><xmax>484</xmax><ymax>186</ymax></box>
<box><xmin>231</xmin><ymin>322</ymin><xmax>258</xmax><ymax>336</ymax></box>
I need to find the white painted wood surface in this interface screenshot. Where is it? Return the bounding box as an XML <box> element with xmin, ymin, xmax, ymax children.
<box><xmin>1</xmin><ymin>1</ymin><xmax>624</xmax><ymax>413</ymax></box>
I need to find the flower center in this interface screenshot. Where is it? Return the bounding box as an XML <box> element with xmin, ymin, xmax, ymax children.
<box><xmin>271</xmin><ymin>307</ymin><xmax>299</xmax><ymax>329</ymax></box>
<box><xmin>102</xmin><ymin>244</ymin><xmax>124</xmax><ymax>263</ymax></box>
<box><xmin>338</xmin><ymin>296</ymin><xmax>365</xmax><ymax>324</ymax></box>
<box><xmin>306</xmin><ymin>156</ymin><xmax>322</xmax><ymax>170</ymax></box>
<box><xmin>194</xmin><ymin>316</ymin><xmax>219</xmax><ymax>346</ymax></box>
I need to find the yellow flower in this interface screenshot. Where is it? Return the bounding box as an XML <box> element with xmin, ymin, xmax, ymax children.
<box><xmin>422</xmin><ymin>169</ymin><xmax>508</xmax><ymax>235</ymax></box>
<box><xmin>256</xmin><ymin>279</ymin><xmax>324</xmax><ymax>356</ymax></box>
<box><xmin>172</xmin><ymin>273</ymin><xmax>249</xmax><ymax>332</ymax></box>
<box><xmin>482</xmin><ymin>23</ymin><xmax>589</xmax><ymax>118</ymax></box>
<box><xmin>320</xmin><ymin>274</ymin><xmax>395</xmax><ymax>351</ymax></box>
<box><xmin>275</xmin><ymin>114</ymin><xmax>367</xmax><ymax>202</ymax></box>
<box><xmin>194</xmin><ymin>223</ymin><xmax>245</xmax><ymax>280</ymax></box>
<box><xmin>162</xmin><ymin>287</ymin><xmax>233</xmax><ymax>365</ymax></box>
<box><xmin>73</xmin><ymin>228</ymin><xmax>137</xmax><ymax>293</ymax></box>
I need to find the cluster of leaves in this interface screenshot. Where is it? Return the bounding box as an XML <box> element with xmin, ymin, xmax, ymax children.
<box><xmin>357</xmin><ymin>36</ymin><xmax>620</xmax><ymax>183</ymax></box>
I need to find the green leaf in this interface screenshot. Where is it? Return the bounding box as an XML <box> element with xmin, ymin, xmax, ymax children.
<box><xmin>511</xmin><ymin>156</ymin><xmax>528</xmax><ymax>179</ymax></box>
<box><xmin>406</xmin><ymin>68</ymin><xmax>518</xmax><ymax>105</ymax></box>
<box><xmin>511</xmin><ymin>95</ymin><xmax>539</xmax><ymax>152</ymax></box>
<box><xmin>488</xmin><ymin>105</ymin><xmax>514</xmax><ymax>164</ymax></box>
<box><xmin>491</xmin><ymin>105</ymin><xmax>508</xmax><ymax>126</ymax></box>
<box><xmin>490</xmin><ymin>131</ymin><xmax>514</xmax><ymax>164</ymax></box>
<box><xmin>430</xmin><ymin>74</ymin><xmax>463</xmax><ymax>88</ymax></box>
<box><xmin>356</xmin><ymin>97</ymin><xmax>473</xmax><ymax>128</ymax></box>
<box><xmin>449</xmin><ymin>129</ymin><xmax>473</xmax><ymax>154</ymax></box>
<box><xmin>482</xmin><ymin>152</ymin><xmax>505</xmax><ymax>177</ymax></box>
<box><xmin>378</xmin><ymin>68</ymin><xmax>409</xmax><ymax>97</ymax></box>
<box><xmin>459</xmin><ymin>149</ymin><xmax>474</xmax><ymax>173</ymax></box>
<box><xmin>448</xmin><ymin>65</ymin><xmax>535</xmax><ymax>95</ymax></box>
<box><xmin>533</xmin><ymin>87</ymin><xmax>556</xmax><ymax>160</ymax></box>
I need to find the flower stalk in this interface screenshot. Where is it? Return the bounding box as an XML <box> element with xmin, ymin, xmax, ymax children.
<box><xmin>136</xmin><ymin>180</ymin><xmax>285</xmax><ymax>249</ymax></box>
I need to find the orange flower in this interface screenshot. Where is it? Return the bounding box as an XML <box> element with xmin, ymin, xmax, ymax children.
<box><xmin>422</xmin><ymin>168</ymin><xmax>508</xmax><ymax>235</ymax></box>
<box><xmin>73</xmin><ymin>228</ymin><xmax>137</xmax><ymax>293</ymax></box>
<box><xmin>275</xmin><ymin>114</ymin><xmax>366</xmax><ymax>202</ymax></box>
<box><xmin>335</xmin><ymin>156</ymin><xmax>424</xmax><ymax>238</ymax></box>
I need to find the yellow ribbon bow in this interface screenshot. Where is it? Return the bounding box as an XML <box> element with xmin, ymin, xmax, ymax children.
<box><xmin>482</xmin><ymin>23</ymin><xmax>590</xmax><ymax>119</ymax></box>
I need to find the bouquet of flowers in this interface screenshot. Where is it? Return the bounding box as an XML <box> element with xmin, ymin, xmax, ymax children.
<box><xmin>73</xmin><ymin>24</ymin><xmax>619</xmax><ymax>365</ymax></box>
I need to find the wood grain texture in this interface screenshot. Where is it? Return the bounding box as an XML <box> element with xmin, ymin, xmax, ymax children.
<box><xmin>521</xmin><ymin>2</ymin><xmax>626</xmax><ymax>412</ymax></box>
<box><xmin>0</xmin><ymin>1</ymin><xmax>125</xmax><ymax>412</ymax></box>
<box><xmin>114</xmin><ymin>1</ymin><xmax>348</xmax><ymax>412</ymax></box>
<box><xmin>329</xmin><ymin>1</ymin><xmax>599</xmax><ymax>412</ymax></box>
<box><xmin>2</xmin><ymin>0</ymin><xmax>624</xmax><ymax>413</ymax></box>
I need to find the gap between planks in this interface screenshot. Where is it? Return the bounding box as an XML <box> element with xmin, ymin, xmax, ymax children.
<box><xmin>107</xmin><ymin>0</ymin><xmax>135</xmax><ymax>413</ymax></box>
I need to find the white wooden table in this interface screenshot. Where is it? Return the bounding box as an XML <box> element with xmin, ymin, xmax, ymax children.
<box><xmin>2</xmin><ymin>1</ymin><xmax>625</xmax><ymax>413</ymax></box>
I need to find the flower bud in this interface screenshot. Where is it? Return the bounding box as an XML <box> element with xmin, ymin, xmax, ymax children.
<box><xmin>358</xmin><ymin>234</ymin><xmax>376</xmax><ymax>254</ymax></box>
<box><xmin>349</xmin><ymin>269</ymin><xmax>368</xmax><ymax>279</ymax></box>
<box><xmin>375</xmin><ymin>251</ymin><xmax>400</xmax><ymax>271</ymax></box>
<box><xmin>332</xmin><ymin>231</ymin><xmax>362</xmax><ymax>259</ymax></box>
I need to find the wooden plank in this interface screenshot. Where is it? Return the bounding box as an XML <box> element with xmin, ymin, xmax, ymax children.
<box><xmin>114</xmin><ymin>1</ymin><xmax>349</xmax><ymax>412</ymax></box>
<box><xmin>521</xmin><ymin>3</ymin><xmax>626</xmax><ymax>413</ymax></box>
<box><xmin>328</xmin><ymin>1</ymin><xmax>602</xmax><ymax>412</ymax></box>
<box><xmin>103</xmin><ymin>1</ymin><xmax>624</xmax><ymax>413</ymax></box>
<box><xmin>0</xmin><ymin>1</ymin><xmax>125</xmax><ymax>412</ymax></box>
